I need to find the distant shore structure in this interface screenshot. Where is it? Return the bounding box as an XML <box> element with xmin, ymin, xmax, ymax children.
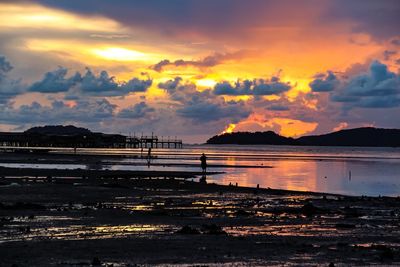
<box><xmin>127</xmin><ymin>133</ymin><xmax>183</xmax><ymax>149</ymax></box>
<box><xmin>0</xmin><ymin>125</ymin><xmax>183</xmax><ymax>149</ymax></box>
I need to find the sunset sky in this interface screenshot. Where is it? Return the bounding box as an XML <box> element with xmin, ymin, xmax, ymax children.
<box><xmin>0</xmin><ymin>0</ymin><xmax>399</xmax><ymax>142</ymax></box>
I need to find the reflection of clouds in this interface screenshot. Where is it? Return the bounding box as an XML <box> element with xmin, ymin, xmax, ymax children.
<box><xmin>216</xmin><ymin>156</ymin><xmax>400</xmax><ymax>196</ymax></box>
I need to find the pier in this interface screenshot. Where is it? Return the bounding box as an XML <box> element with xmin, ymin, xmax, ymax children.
<box><xmin>0</xmin><ymin>132</ymin><xmax>183</xmax><ymax>149</ymax></box>
<box><xmin>126</xmin><ymin>134</ymin><xmax>183</xmax><ymax>149</ymax></box>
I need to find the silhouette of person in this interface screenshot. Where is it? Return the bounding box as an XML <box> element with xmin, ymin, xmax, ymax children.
<box><xmin>147</xmin><ymin>147</ymin><xmax>152</xmax><ymax>168</ymax></box>
<box><xmin>200</xmin><ymin>153</ymin><xmax>207</xmax><ymax>174</ymax></box>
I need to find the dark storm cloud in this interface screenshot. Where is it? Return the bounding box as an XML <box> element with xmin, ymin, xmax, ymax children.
<box><xmin>0</xmin><ymin>99</ymin><xmax>116</xmax><ymax>124</ymax></box>
<box><xmin>267</xmin><ymin>105</ymin><xmax>290</xmax><ymax>111</ymax></box>
<box><xmin>158</xmin><ymin>77</ymin><xmax>250</xmax><ymax>122</ymax></box>
<box><xmin>158</xmin><ymin>77</ymin><xmax>198</xmax><ymax>102</ymax></box>
<box><xmin>176</xmin><ymin>100</ymin><xmax>250</xmax><ymax>123</ymax></box>
<box><xmin>118</xmin><ymin>102</ymin><xmax>155</xmax><ymax>119</ymax></box>
<box><xmin>357</xmin><ymin>96</ymin><xmax>400</xmax><ymax>109</ymax></box>
<box><xmin>158</xmin><ymin>77</ymin><xmax>182</xmax><ymax>92</ymax></box>
<box><xmin>77</xmin><ymin>69</ymin><xmax>152</xmax><ymax>96</ymax></box>
<box><xmin>383</xmin><ymin>50</ymin><xmax>397</xmax><ymax>60</ymax></box>
<box><xmin>392</xmin><ymin>39</ymin><xmax>400</xmax><ymax>46</ymax></box>
<box><xmin>29</xmin><ymin>67</ymin><xmax>79</xmax><ymax>93</ymax></box>
<box><xmin>330</xmin><ymin>61</ymin><xmax>400</xmax><ymax>109</ymax></box>
<box><xmin>323</xmin><ymin>0</ymin><xmax>400</xmax><ymax>39</ymax></box>
<box><xmin>32</xmin><ymin>0</ymin><xmax>400</xmax><ymax>41</ymax></box>
<box><xmin>0</xmin><ymin>55</ymin><xmax>24</xmax><ymax>104</ymax></box>
<box><xmin>0</xmin><ymin>55</ymin><xmax>13</xmax><ymax>78</ymax></box>
<box><xmin>214</xmin><ymin>77</ymin><xmax>291</xmax><ymax>96</ymax></box>
<box><xmin>151</xmin><ymin>52</ymin><xmax>245</xmax><ymax>72</ymax></box>
<box><xmin>309</xmin><ymin>71</ymin><xmax>339</xmax><ymax>92</ymax></box>
<box><xmin>29</xmin><ymin>67</ymin><xmax>152</xmax><ymax>97</ymax></box>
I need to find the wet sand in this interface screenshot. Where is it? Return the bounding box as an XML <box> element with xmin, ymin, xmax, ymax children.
<box><xmin>1</xmin><ymin>165</ymin><xmax>400</xmax><ymax>266</ymax></box>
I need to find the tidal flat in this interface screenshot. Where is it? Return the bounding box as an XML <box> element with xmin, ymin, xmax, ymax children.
<box><xmin>1</xmin><ymin>169</ymin><xmax>400</xmax><ymax>266</ymax></box>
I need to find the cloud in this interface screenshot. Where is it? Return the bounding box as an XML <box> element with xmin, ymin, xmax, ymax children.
<box><xmin>77</xmin><ymin>68</ymin><xmax>152</xmax><ymax>96</ymax></box>
<box><xmin>29</xmin><ymin>67</ymin><xmax>79</xmax><ymax>93</ymax></box>
<box><xmin>267</xmin><ymin>105</ymin><xmax>290</xmax><ymax>111</ymax></box>
<box><xmin>151</xmin><ymin>51</ymin><xmax>244</xmax><ymax>72</ymax></box>
<box><xmin>158</xmin><ymin>77</ymin><xmax>182</xmax><ymax>92</ymax></box>
<box><xmin>214</xmin><ymin>77</ymin><xmax>291</xmax><ymax>96</ymax></box>
<box><xmin>34</xmin><ymin>0</ymin><xmax>400</xmax><ymax>43</ymax></box>
<box><xmin>158</xmin><ymin>77</ymin><xmax>199</xmax><ymax>102</ymax></box>
<box><xmin>0</xmin><ymin>55</ymin><xmax>24</xmax><ymax>104</ymax></box>
<box><xmin>383</xmin><ymin>50</ymin><xmax>397</xmax><ymax>60</ymax></box>
<box><xmin>29</xmin><ymin>67</ymin><xmax>152</xmax><ymax>97</ymax></box>
<box><xmin>0</xmin><ymin>98</ymin><xmax>116</xmax><ymax>124</ymax></box>
<box><xmin>330</xmin><ymin>60</ymin><xmax>400</xmax><ymax>108</ymax></box>
<box><xmin>177</xmin><ymin>100</ymin><xmax>250</xmax><ymax>122</ymax></box>
<box><xmin>323</xmin><ymin>0</ymin><xmax>400</xmax><ymax>40</ymax></box>
<box><xmin>0</xmin><ymin>55</ymin><xmax>13</xmax><ymax>78</ymax></box>
<box><xmin>158</xmin><ymin>76</ymin><xmax>251</xmax><ymax>123</ymax></box>
<box><xmin>392</xmin><ymin>39</ymin><xmax>400</xmax><ymax>46</ymax></box>
<box><xmin>309</xmin><ymin>71</ymin><xmax>339</xmax><ymax>92</ymax></box>
<box><xmin>118</xmin><ymin>102</ymin><xmax>155</xmax><ymax>118</ymax></box>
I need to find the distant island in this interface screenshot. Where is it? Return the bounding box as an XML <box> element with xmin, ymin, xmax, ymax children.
<box><xmin>206</xmin><ymin>127</ymin><xmax>400</xmax><ymax>147</ymax></box>
<box><xmin>24</xmin><ymin>125</ymin><xmax>92</xmax><ymax>135</ymax></box>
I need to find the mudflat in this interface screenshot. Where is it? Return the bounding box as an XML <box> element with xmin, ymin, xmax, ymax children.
<box><xmin>0</xmin><ymin>168</ymin><xmax>399</xmax><ymax>266</ymax></box>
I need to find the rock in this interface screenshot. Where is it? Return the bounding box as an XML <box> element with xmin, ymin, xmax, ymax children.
<box><xmin>201</xmin><ymin>224</ymin><xmax>227</xmax><ymax>235</ymax></box>
<box><xmin>379</xmin><ymin>247</ymin><xmax>394</xmax><ymax>261</ymax></box>
<box><xmin>301</xmin><ymin>203</ymin><xmax>319</xmax><ymax>217</ymax></box>
<box><xmin>176</xmin><ymin>225</ymin><xmax>200</xmax><ymax>235</ymax></box>
<box><xmin>92</xmin><ymin>257</ymin><xmax>101</xmax><ymax>265</ymax></box>
<box><xmin>235</xmin><ymin>209</ymin><xmax>251</xmax><ymax>216</ymax></box>
<box><xmin>335</xmin><ymin>223</ymin><xmax>356</xmax><ymax>229</ymax></box>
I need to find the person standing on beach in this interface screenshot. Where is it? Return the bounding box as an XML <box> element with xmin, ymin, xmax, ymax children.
<box><xmin>200</xmin><ymin>153</ymin><xmax>207</xmax><ymax>174</ymax></box>
<box><xmin>147</xmin><ymin>147</ymin><xmax>152</xmax><ymax>168</ymax></box>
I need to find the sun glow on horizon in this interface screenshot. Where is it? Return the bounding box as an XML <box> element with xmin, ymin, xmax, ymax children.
<box><xmin>221</xmin><ymin>123</ymin><xmax>237</xmax><ymax>134</ymax></box>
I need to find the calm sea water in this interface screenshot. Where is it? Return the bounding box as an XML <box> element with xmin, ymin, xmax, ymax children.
<box><xmin>2</xmin><ymin>145</ymin><xmax>400</xmax><ymax>196</ymax></box>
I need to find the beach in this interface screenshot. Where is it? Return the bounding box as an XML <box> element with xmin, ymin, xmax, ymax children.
<box><xmin>0</xmin><ymin>149</ymin><xmax>400</xmax><ymax>266</ymax></box>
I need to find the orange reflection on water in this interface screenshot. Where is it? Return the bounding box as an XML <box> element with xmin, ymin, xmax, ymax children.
<box><xmin>218</xmin><ymin>159</ymin><xmax>320</xmax><ymax>192</ymax></box>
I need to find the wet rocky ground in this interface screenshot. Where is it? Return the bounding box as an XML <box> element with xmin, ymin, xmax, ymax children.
<box><xmin>0</xmin><ymin>175</ymin><xmax>400</xmax><ymax>266</ymax></box>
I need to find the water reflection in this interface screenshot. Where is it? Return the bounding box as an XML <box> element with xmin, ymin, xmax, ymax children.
<box><xmin>219</xmin><ymin>158</ymin><xmax>400</xmax><ymax>196</ymax></box>
<box><xmin>1</xmin><ymin>145</ymin><xmax>399</xmax><ymax>196</ymax></box>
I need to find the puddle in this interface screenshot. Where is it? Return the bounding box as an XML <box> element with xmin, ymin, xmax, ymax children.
<box><xmin>0</xmin><ymin>224</ymin><xmax>176</xmax><ymax>242</ymax></box>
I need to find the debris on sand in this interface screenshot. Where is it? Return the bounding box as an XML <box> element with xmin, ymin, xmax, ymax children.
<box><xmin>300</xmin><ymin>203</ymin><xmax>319</xmax><ymax>217</ymax></box>
<box><xmin>92</xmin><ymin>257</ymin><xmax>101</xmax><ymax>266</ymax></box>
<box><xmin>176</xmin><ymin>225</ymin><xmax>201</xmax><ymax>235</ymax></box>
<box><xmin>335</xmin><ymin>223</ymin><xmax>356</xmax><ymax>229</ymax></box>
<box><xmin>0</xmin><ymin>202</ymin><xmax>45</xmax><ymax>210</ymax></box>
<box><xmin>201</xmin><ymin>224</ymin><xmax>227</xmax><ymax>235</ymax></box>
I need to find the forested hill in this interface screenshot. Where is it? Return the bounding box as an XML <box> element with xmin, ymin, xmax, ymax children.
<box><xmin>206</xmin><ymin>127</ymin><xmax>400</xmax><ymax>147</ymax></box>
<box><xmin>296</xmin><ymin>127</ymin><xmax>400</xmax><ymax>147</ymax></box>
<box><xmin>24</xmin><ymin>125</ymin><xmax>92</xmax><ymax>135</ymax></box>
<box><xmin>206</xmin><ymin>131</ymin><xmax>296</xmax><ymax>145</ymax></box>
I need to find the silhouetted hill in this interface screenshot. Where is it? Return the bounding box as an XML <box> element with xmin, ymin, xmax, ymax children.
<box><xmin>297</xmin><ymin>127</ymin><xmax>400</xmax><ymax>147</ymax></box>
<box><xmin>24</xmin><ymin>125</ymin><xmax>92</xmax><ymax>136</ymax></box>
<box><xmin>207</xmin><ymin>131</ymin><xmax>296</xmax><ymax>145</ymax></box>
<box><xmin>206</xmin><ymin>127</ymin><xmax>400</xmax><ymax>147</ymax></box>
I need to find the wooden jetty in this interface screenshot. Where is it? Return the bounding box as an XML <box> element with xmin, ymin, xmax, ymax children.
<box><xmin>126</xmin><ymin>134</ymin><xmax>183</xmax><ymax>149</ymax></box>
<box><xmin>0</xmin><ymin>132</ymin><xmax>183</xmax><ymax>149</ymax></box>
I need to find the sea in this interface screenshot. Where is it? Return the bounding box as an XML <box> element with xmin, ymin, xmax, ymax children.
<box><xmin>1</xmin><ymin>145</ymin><xmax>400</xmax><ymax>197</ymax></box>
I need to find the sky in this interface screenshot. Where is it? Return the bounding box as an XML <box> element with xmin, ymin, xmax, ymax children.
<box><xmin>0</xmin><ymin>0</ymin><xmax>399</xmax><ymax>143</ymax></box>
